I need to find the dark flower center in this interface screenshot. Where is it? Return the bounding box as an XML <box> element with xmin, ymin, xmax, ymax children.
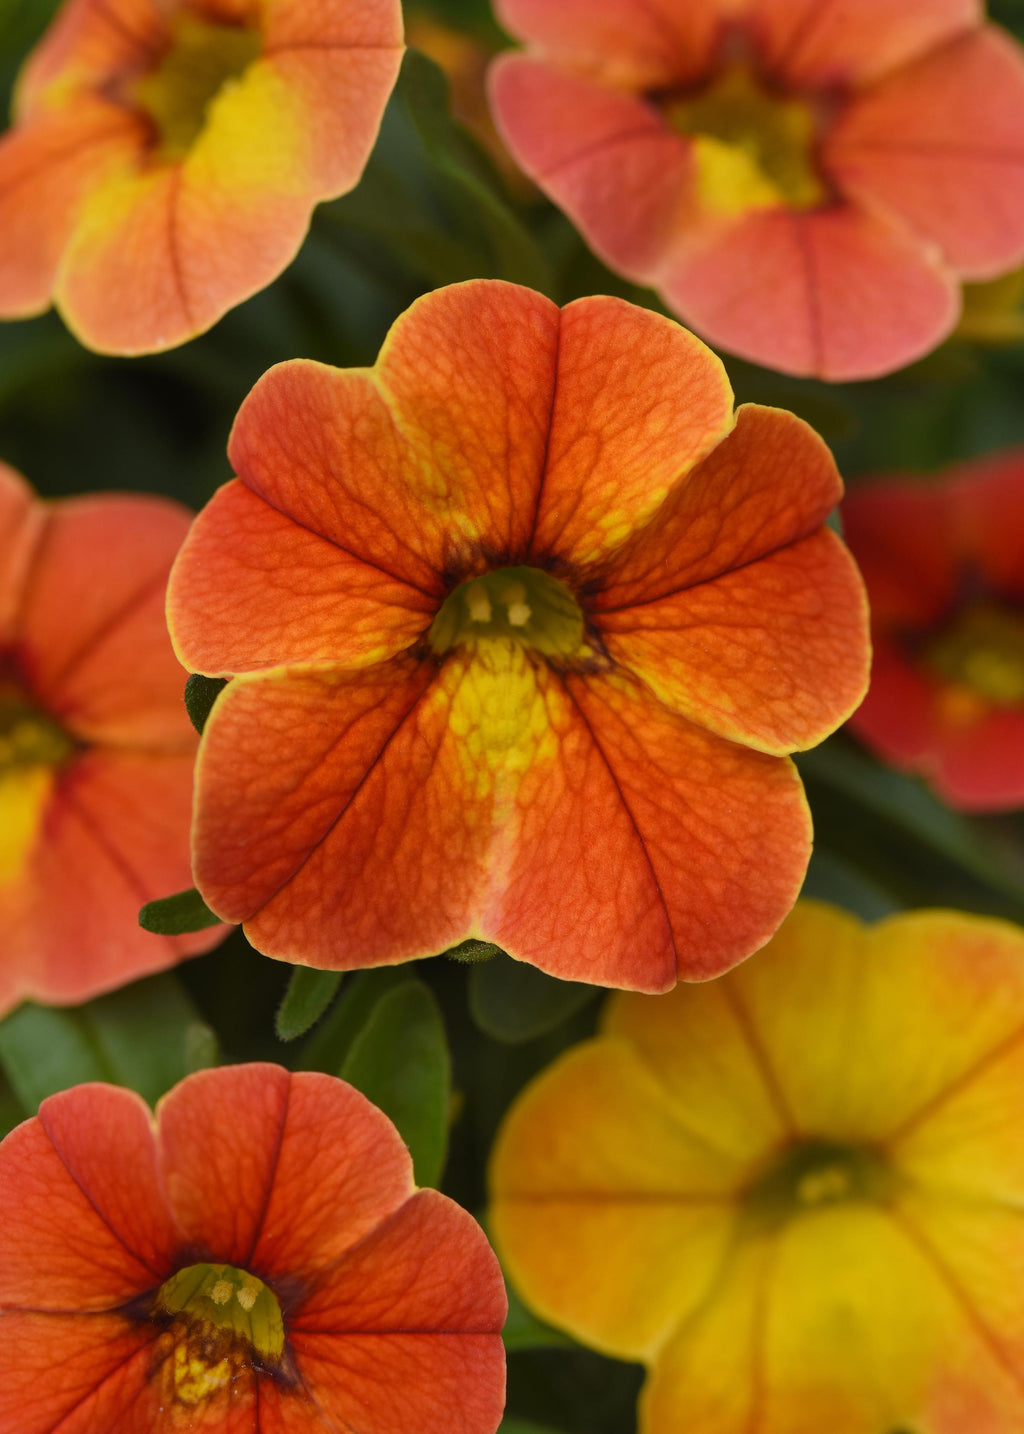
<box><xmin>0</xmin><ymin>683</ymin><xmax>73</xmax><ymax>774</ymax></box>
<box><xmin>741</xmin><ymin>1138</ymin><xmax>894</xmax><ymax>1233</ymax></box>
<box><xmin>153</xmin><ymin>1262</ymin><xmax>284</xmax><ymax>1407</ymax></box>
<box><xmin>924</xmin><ymin>600</ymin><xmax>1024</xmax><ymax>707</ymax></box>
<box><xmin>132</xmin><ymin>13</ymin><xmax>262</xmax><ymax>159</ymax></box>
<box><xmin>662</xmin><ymin>64</ymin><xmax>826</xmax><ymax>214</ymax></box>
<box><xmin>429</xmin><ymin>565</ymin><xmax>586</xmax><ymax>659</ymax></box>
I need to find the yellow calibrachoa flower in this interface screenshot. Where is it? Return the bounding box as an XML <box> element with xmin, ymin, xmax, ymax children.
<box><xmin>490</xmin><ymin>901</ymin><xmax>1024</xmax><ymax>1434</ymax></box>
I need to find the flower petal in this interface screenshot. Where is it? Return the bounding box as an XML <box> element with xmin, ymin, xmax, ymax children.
<box><xmin>16</xmin><ymin>491</ymin><xmax>195</xmax><ymax>747</ymax></box>
<box><xmin>841</xmin><ymin>478</ymin><xmax>960</xmax><ymax>629</ymax></box>
<box><xmin>0</xmin><ymin>99</ymin><xmax>144</xmax><ymax>319</ymax></box>
<box><xmin>945</xmin><ymin>448</ymin><xmax>1024</xmax><ymax>602</ymax></box>
<box><xmin>166</xmin><ymin>478</ymin><xmax>434</xmax><ymax>676</ymax></box>
<box><xmin>828</xmin><ymin>27</ymin><xmax>1024</xmax><ymax>279</ymax></box>
<box><xmin>293</xmin><ymin>1187</ymin><xmax>505</xmax><ymax>1332</ymax></box>
<box><xmin>13</xmin><ymin>0</ymin><xmax>165</xmax><ymax>120</ymax></box>
<box><xmin>262</xmin><ymin>0</ymin><xmax>404</xmax><ymax>50</ymax></box>
<box><xmin>0</xmin><ymin>749</ymin><xmax>215</xmax><ymax>1016</ymax></box>
<box><xmin>0</xmin><ymin>1315</ymin><xmax>154</xmax><ymax>1434</ymax></box>
<box><xmin>489</xmin><ymin>55</ymin><xmax>693</xmax><ymax>283</ymax></box>
<box><xmin>221</xmin><ymin>283</ymin><xmax>562</xmax><ymax>590</ymax></box>
<box><xmin>157</xmin><ymin>1066</ymin><xmax>415</xmax><ymax>1282</ymax></box>
<box><xmin>597</xmin><ymin>405</ymin><xmax>842</xmax><ymax>607</ymax></box>
<box><xmin>663</xmin><ymin>203</ymin><xmax>958</xmax><ymax>380</ymax></box>
<box><xmin>493</xmin><ymin>0</ymin><xmax>724</xmax><ymax>87</ymax></box>
<box><xmin>598</xmin><ymin>529</ymin><xmax>867</xmax><ymax>753</ymax></box>
<box><xmin>494</xmin><ymin>670</ymin><xmax>811</xmax><ymax>986</ymax></box>
<box><xmin>846</xmin><ymin>637</ymin><xmax>943</xmax><ymax>767</ymax></box>
<box><xmin>0</xmin><ymin>1082</ymin><xmax>176</xmax><ymax>1311</ymax></box>
<box><xmin>603</xmin><ymin>985</ymin><xmax>790</xmax><ymax>1164</ymax></box>
<box><xmin>525</xmin><ymin>296</ymin><xmax>734</xmax><ymax>573</ymax></box>
<box><xmin>749</xmin><ymin>0</ymin><xmax>981</xmax><ymax>88</ymax></box>
<box><xmin>648</xmin><ymin>1204</ymin><xmax>1024</xmax><ymax>1434</ymax></box>
<box><xmin>931</xmin><ymin>708</ymin><xmax>1024</xmax><ymax>811</ymax></box>
<box><xmin>0</xmin><ymin>462</ymin><xmax>43</xmax><ymax>643</ymax></box>
<box><xmin>725</xmin><ymin>904</ymin><xmax>1024</xmax><ymax>1143</ymax></box>
<box><xmin>191</xmin><ymin>657</ymin><xmax>486</xmax><ymax>960</ymax></box>
<box><xmin>489</xmin><ymin>1035</ymin><xmax>743</xmax><ymax>1360</ymax></box>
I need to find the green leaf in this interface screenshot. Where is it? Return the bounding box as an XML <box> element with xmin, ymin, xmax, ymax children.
<box><xmin>299</xmin><ymin>967</ymin><xmax>411</xmax><ymax>1073</ymax></box>
<box><xmin>139</xmin><ymin>887</ymin><xmax>222</xmax><ymax>936</ymax></box>
<box><xmin>184</xmin><ymin>673</ymin><xmax>228</xmax><ymax>733</ymax></box>
<box><xmin>340</xmin><ymin>979</ymin><xmax>451</xmax><ymax>1187</ymax></box>
<box><xmin>0</xmin><ymin>1005</ymin><xmax>110</xmax><ymax>1112</ymax></box>
<box><xmin>399</xmin><ymin>48</ymin><xmax>553</xmax><ymax>291</ymax></box>
<box><xmin>276</xmin><ymin>967</ymin><xmax>344</xmax><ymax>1042</ymax></box>
<box><xmin>184</xmin><ymin>1021</ymin><xmax>220</xmax><ymax>1074</ymax></box>
<box><xmin>0</xmin><ymin>974</ymin><xmax>207</xmax><ymax>1111</ymax></box>
<box><xmin>469</xmin><ymin>956</ymin><xmax>598</xmax><ymax>1044</ymax></box>
<box><xmin>800</xmin><ymin>849</ymin><xmax>901</xmax><ymax>922</ymax></box>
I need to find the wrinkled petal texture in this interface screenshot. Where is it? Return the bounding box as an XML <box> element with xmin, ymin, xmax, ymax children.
<box><xmin>491</xmin><ymin>3</ymin><xmax>1024</xmax><ymax>377</ymax></box>
<box><xmin>2</xmin><ymin>0</ymin><xmax>403</xmax><ymax>352</ymax></box>
<box><xmin>0</xmin><ymin>1065</ymin><xmax>506</xmax><ymax>1434</ymax></box>
<box><xmin>491</xmin><ymin>900</ymin><xmax>1024</xmax><ymax>1433</ymax></box>
<box><xmin>0</xmin><ymin>472</ymin><xmax>220</xmax><ymax>1014</ymax></box>
<box><xmin>595</xmin><ymin>405</ymin><xmax>869</xmax><ymax>753</ymax></box>
<box><xmin>175</xmin><ymin>281</ymin><xmax>866</xmax><ymax>986</ymax></box>
<box><xmin>843</xmin><ymin>458</ymin><xmax>1024</xmax><ymax>809</ymax></box>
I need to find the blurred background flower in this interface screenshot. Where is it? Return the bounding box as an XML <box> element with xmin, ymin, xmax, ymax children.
<box><xmin>491</xmin><ymin>900</ymin><xmax>1024</xmax><ymax>1434</ymax></box>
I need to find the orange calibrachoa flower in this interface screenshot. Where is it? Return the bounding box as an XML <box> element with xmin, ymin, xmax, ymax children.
<box><xmin>167</xmin><ymin>280</ymin><xmax>869</xmax><ymax>991</ymax></box>
<box><xmin>0</xmin><ymin>0</ymin><xmax>404</xmax><ymax>355</ymax></box>
<box><xmin>491</xmin><ymin>900</ymin><xmax>1024</xmax><ymax>1434</ymax></box>
<box><xmin>843</xmin><ymin>450</ymin><xmax>1024</xmax><ymax>811</ymax></box>
<box><xmin>0</xmin><ymin>461</ymin><xmax>220</xmax><ymax>1015</ymax></box>
<box><xmin>489</xmin><ymin>0</ymin><xmax>1024</xmax><ymax>381</ymax></box>
<box><xmin>0</xmin><ymin>1063</ymin><xmax>507</xmax><ymax>1433</ymax></box>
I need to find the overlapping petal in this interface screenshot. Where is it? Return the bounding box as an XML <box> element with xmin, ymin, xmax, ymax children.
<box><xmin>494</xmin><ymin>0</ymin><xmax>725</xmax><ymax>88</ymax></box>
<box><xmin>158</xmin><ymin>1065</ymin><xmax>415</xmax><ymax>1281</ymax></box>
<box><xmin>489</xmin><ymin>57</ymin><xmax>693</xmax><ymax>284</ymax></box>
<box><xmin>662</xmin><ymin>204</ymin><xmax>958</xmax><ymax>380</ymax></box>
<box><xmin>594</xmin><ymin>406</ymin><xmax>868</xmax><ymax>752</ymax></box>
<box><xmin>491</xmin><ymin>901</ymin><xmax>1024</xmax><ymax>1434</ymax></box>
<box><xmin>748</xmin><ymin>0</ymin><xmax>981</xmax><ymax>87</ymax></box>
<box><xmin>829</xmin><ymin>28</ymin><xmax>1024</xmax><ymax>280</ymax></box>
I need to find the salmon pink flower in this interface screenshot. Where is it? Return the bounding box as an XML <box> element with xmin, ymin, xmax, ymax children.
<box><xmin>167</xmin><ymin>280</ymin><xmax>869</xmax><ymax>991</ymax></box>
<box><xmin>844</xmin><ymin>450</ymin><xmax>1024</xmax><ymax>811</ymax></box>
<box><xmin>0</xmin><ymin>461</ymin><xmax>220</xmax><ymax>1015</ymax></box>
<box><xmin>0</xmin><ymin>0</ymin><xmax>404</xmax><ymax>354</ymax></box>
<box><xmin>491</xmin><ymin>899</ymin><xmax>1024</xmax><ymax>1434</ymax></box>
<box><xmin>0</xmin><ymin>1063</ymin><xmax>507</xmax><ymax>1433</ymax></box>
<box><xmin>490</xmin><ymin>0</ymin><xmax>1024</xmax><ymax>380</ymax></box>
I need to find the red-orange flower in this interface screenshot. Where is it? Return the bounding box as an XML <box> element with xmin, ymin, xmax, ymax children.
<box><xmin>168</xmin><ymin>280</ymin><xmax>869</xmax><ymax>991</ymax></box>
<box><xmin>0</xmin><ymin>1063</ymin><xmax>507</xmax><ymax>1433</ymax></box>
<box><xmin>490</xmin><ymin>0</ymin><xmax>1024</xmax><ymax>380</ymax></box>
<box><xmin>0</xmin><ymin>462</ymin><xmax>220</xmax><ymax>1015</ymax></box>
<box><xmin>843</xmin><ymin>450</ymin><xmax>1024</xmax><ymax>811</ymax></box>
<box><xmin>0</xmin><ymin>0</ymin><xmax>404</xmax><ymax>354</ymax></box>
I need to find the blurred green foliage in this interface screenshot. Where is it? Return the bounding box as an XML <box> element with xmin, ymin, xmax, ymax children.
<box><xmin>0</xmin><ymin>4</ymin><xmax>1023</xmax><ymax>1431</ymax></box>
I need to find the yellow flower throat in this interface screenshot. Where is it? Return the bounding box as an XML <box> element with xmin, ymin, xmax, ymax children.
<box><xmin>664</xmin><ymin>65</ymin><xmax>826</xmax><ymax>216</ymax></box>
<box><xmin>429</xmin><ymin>565</ymin><xmax>587</xmax><ymax>660</ymax></box>
<box><xmin>154</xmin><ymin>1262</ymin><xmax>285</xmax><ymax>1408</ymax></box>
<box><xmin>132</xmin><ymin>14</ymin><xmax>261</xmax><ymax>159</ymax></box>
